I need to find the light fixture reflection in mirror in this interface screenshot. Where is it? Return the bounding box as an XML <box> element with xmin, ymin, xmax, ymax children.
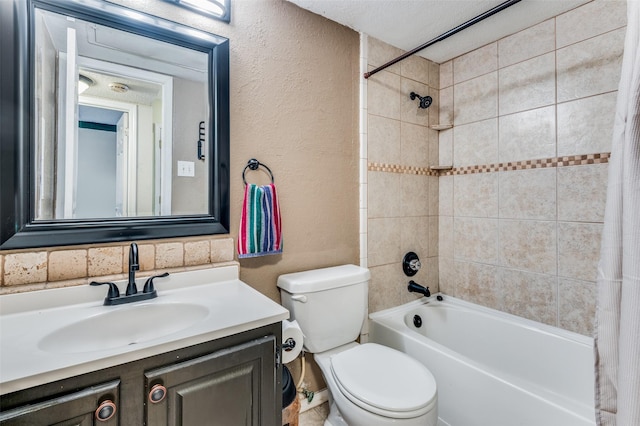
<box><xmin>78</xmin><ymin>74</ymin><xmax>93</xmax><ymax>94</ymax></box>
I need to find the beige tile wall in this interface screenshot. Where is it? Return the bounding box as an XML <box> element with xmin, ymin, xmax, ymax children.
<box><xmin>365</xmin><ymin>37</ymin><xmax>439</xmax><ymax>314</ymax></box>
<box><xmin>438</xmin><ymin>0</ymin><xmax>627</xmax><ymax>336</ymax></box>
<box><xmin>0</xmin><ymin>237</ymin><xmax>235</xmax><ymax>294</ymax></box>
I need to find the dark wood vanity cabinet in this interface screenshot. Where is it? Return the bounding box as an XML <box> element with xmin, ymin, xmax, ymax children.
<box><xmin>0</xmin><ymin>325</ymin><xmax>281</xmax><ymax>426</ymax></box>
<box><xmin>0</xmin><ymin>380</ymin><xmax>120</xmax><ymax>425</ymax></box>
<box><xmin>145</xmin><ymin>336</ymin><xmax>276</xmax><ymax>425</ymax></box>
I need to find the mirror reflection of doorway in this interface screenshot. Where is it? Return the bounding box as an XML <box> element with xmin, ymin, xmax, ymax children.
<box><xmin>74</xmin><ymin>64</ymin><xmax>171</xmax><ymax>219</ymax></box>
<box><xmin>51</xmin><ymin>51</ymin><xmax>174</xmax><ymax>219</ymax></box>
<box><xmin>76</xmin><ymin>97</ymin><xmax>163</xmax><ymax>219</ymax></box>
<box><xmin>76</xmin><ymin>105</ymin><xmax>123</xmax><ymax>218</ymax></box>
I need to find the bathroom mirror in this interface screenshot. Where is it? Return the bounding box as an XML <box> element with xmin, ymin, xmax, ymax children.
<box><xmin>0</xmin><ymin>0</ymin><xmax>230</xmax><ymax>249</ymax></box>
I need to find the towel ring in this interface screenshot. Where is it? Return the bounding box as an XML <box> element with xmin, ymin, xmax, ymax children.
<box><xmin>242</xmin><ymin>159</ymin><xmax>275</xmax><ymax>186</ymax></box>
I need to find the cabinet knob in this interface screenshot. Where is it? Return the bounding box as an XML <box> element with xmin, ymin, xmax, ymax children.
<box><xmin>95</xmin><ymin>400</ymin><xmax>117</xmax><ymax>422</ymax></box>
<box><xmin>149</xmin><ymin>384</ymin><xmax>167</xmax><ymax>404</ymax></box>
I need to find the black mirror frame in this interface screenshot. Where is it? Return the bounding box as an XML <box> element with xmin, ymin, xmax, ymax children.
<box><xmin>0</xmin><ymin>0</ymin><xmax>230</xmax><ymax>250</ymax></box>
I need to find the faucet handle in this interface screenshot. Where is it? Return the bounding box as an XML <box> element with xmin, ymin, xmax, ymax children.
<box><xmin>143</xmin><ymin>272</ymin><xmax>170</xmax><ymax>294</ymax></box>
<box><xmin>90</xmin><ymin>281</ymin><xmax>120</xmax><ymax>299</ymax></box>
<box><xmin>402</xmin><ymin>252</ymin><xmax>421</xmax><ymax>276</ymax></box>
<box><xmin>409</xmin><ymin>259</ymin><xmax>421</xmax><ymax>271</ymax></box>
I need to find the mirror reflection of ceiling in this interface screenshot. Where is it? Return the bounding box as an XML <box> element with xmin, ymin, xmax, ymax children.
<box><xmin>79</xmin><ymin>69</ymin><xmax>162</xmax><ymax>106</ymax></box>
<box><xmin>40</xmin><ymin>9</ymin><xmax>207</xmax><ymax>82</ymax></box>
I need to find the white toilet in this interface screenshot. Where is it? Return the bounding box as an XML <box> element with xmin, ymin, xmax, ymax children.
<box><xmin>278</xmin><ymin>265</ymin><xmax>438</xmax><ymax>426</ymax></box>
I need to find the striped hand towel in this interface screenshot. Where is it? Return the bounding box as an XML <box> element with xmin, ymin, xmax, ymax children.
<box><xmin>237</xmin><ymin>183</ymin><xmax>282</xmax><ymax>258</ymax></box>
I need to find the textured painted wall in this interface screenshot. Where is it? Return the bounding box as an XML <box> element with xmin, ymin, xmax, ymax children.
<box><xmin>88</xmin><ymin>0</ymin><xmax>362</xmax><ymax>301</ymax></box>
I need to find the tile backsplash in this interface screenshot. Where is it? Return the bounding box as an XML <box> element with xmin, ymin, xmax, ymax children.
<box><xmin>0</xmin><ymin>237</ymin><xmax>234</xmax><ymax>293</ymax></box>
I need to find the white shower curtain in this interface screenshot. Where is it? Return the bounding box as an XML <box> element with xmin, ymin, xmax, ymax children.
<box><xmin>594</xmin><ymin>1</ymin><xmax>640</xmax><ymax>425</ymax></box>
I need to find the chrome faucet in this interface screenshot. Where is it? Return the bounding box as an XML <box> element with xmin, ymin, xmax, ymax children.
<box><xmin>126</xmin><ymin>242</ymin><xmax>140</xmax><ymax>296</ymax></box>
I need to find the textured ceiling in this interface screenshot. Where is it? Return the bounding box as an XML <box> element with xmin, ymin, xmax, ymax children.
<box><xmin>79</xmin><ymin>69</ymin><xmax>162</xmax><ymax>106</ymax></box>
<box><xmin>286</xmin><ymin>0</ymin><xmax>591</xmax><ymax>63</ymax></box>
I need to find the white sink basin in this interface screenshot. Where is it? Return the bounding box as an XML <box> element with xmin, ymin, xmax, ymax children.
<box><xmin>0</xmin><ymin>265</ymin><xmax>290</xmax><ymax>395</ymax></box>
<box><xmin>38</xmin><ymin>303</ymin><xmax>209</xmax><ymax>353</ymax></box>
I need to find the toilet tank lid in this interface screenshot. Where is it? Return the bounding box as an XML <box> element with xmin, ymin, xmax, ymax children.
<box><xmin>277</xmin><ymin>265</ymin><xmax>370</xmax><ymax>293</ymax></box>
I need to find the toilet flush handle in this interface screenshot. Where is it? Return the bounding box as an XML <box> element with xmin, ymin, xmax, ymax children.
<box><xmin>291</xmin><ymin>295</ymin><xmax>308</xmax><ymax>303</ymax></box>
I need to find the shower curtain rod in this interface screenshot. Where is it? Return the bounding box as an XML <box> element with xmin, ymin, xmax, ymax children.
<box><xmin>363</xmin><ymin>0</ymin><xmax>522</xmax><ymax>79</ymax></box>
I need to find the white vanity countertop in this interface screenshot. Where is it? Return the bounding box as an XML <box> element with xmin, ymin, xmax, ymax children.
<box><xmin>0</xmin><ymin>265</ymin><xmax>289</xmax><ymax>395</ymax></box>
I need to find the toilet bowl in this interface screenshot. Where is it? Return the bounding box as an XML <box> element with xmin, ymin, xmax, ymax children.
<box><xmin>277</xmin><ymin>265</ymin><xmax>438</xmax><ymax>426</ymax></box>
<box><xmin>315</xmin><ymin>343</ymin><xmax>437</xmax><ymax>426</ymax></box>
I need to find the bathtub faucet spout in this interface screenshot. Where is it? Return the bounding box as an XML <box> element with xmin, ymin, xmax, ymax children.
<box><xmin>408</xmin><ymin>280</ymin><xmax>430</xmax><ymax>297</ymax></box>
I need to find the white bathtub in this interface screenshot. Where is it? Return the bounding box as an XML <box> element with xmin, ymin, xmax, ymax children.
<box><xmin>368</xmin><ymin>295</ymin><xmax>595</xmax><ymax>426</ymax></box>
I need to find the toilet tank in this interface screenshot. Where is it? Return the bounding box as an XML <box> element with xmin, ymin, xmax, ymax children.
<box><xmin>277</xmin><ymin>265</ymin><xmax>370</xmax><ymax>353</ymax></box>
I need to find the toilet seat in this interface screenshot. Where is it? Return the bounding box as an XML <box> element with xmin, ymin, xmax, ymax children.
<box><xmin>329</xmin><ymin>343</ymin><xmax>437</xmax><ymax>419</ymax></box>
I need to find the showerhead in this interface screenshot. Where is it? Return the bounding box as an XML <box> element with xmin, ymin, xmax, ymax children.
<box><xmin>410</xmin><ymin>92</ymin><xmax>432</xmax><ymax>109</ymax></box>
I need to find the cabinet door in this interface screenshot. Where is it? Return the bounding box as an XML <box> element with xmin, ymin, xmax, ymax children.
<box><xmin>0</xmin><ymin>380</ymin><xmax>120</xmax><ymax>426</ymax></box>
<box><xmin>145</xmin><ymin>335</ymin><xmax>277</xmax><ymax>426</ymax></box>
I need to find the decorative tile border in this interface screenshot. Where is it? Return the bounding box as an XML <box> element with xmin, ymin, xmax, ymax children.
<box><xmin>368</xmin><ymin>162</ymin><xmax>439</xmax><ymax>176</ymax></box>
<box><xmin>368</xmin><ymin>152</ymin><xmax>610</xmax><ymax>176</ymax></box>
